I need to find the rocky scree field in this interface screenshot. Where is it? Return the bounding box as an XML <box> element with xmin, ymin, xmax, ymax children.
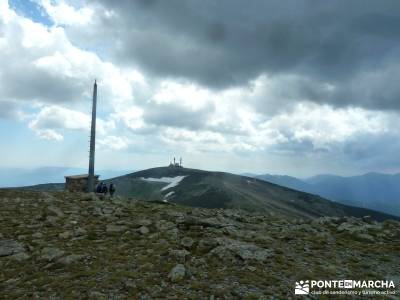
<box><xmin>0</xmin><ymin>189</ymin><xmax>399</xmax><ymax>299</ymax></box>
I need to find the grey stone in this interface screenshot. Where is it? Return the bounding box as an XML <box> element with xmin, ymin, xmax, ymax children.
<box><xmin>356</xmin><ymin>233</ymin><xmax>375</xmax><ymax>242</ymax></box>
<box><xmin>168</xmin><ymin>264</ymin><xmax>186</xmax><ymax>282</ymax></box>
<box><xmin>123</xmin><ymin>279</ymin><xmax>136</xmax><ymax>289</ymax></box>
<box><xmin>209</xmin><ymin>238</ymin><xmax>273</xmax><ymax>262</ymax></box>
<box><xmin>47</xmin><ymin>205</ymin><xmax>64</xmax><ymax>217</ymax></box>
<box><xmin>40</xmin><ymin>247</ymin><xmax>65</xmax><ymax>262</ymax></box>
<box><xmin>58</xmin><ymin>254</ymin><xmax>85</xmax><ymax>265</ymax></box>
<box><xmin>10</xmin><ymin>252</ymin><xmax>30</xmax><ymax>261</ymax></box>
<box><xmin>45</xmin><ymin>215</ymin><xmax>59</xmax><ymax>225</ymax></box>
<box><xmin>138</xmin><ymin>226</ymin><xmax>150</xmax><ymax>235</ymax></box>
<box><xmin>89</xmin><ymin>291</ymin><xmax>107</xmax><ymax>300</ymax></box>
<box><xmin>135</xmin><ymin>219</ymin><xmax>152</xmax><ymax>227</ymax></box>
<box><xmin>165</xmin><ymin>228</ymin><xmax>179</xmax><ymax>240</ymax></box>
<box><xmin>362</xmin><ymin>215</ymin><xmax>373</xmax><ymax>224</ymax></box>
<box><xmin>102</xmin><ymin>207</ymin><xmax>114</xmax><ymax>215</ymax></box>
<box><xmin>181</xmin><ymin>237</ymin><xmax>194</xmax><ymax>248</ymax></box>
<box><xmin>106</xmin><ymin>224</ymin><xmax>127</xmax><ymax>233</ymax></box>
<box><xmin>169</xmin><ymin>249</ymin><xmax>190</xmax><ymax>263</ymax></box>
<box><xmin>0</xmin><ymin>240</ymin><xmax>25</xmax><ymax>257</ymax></box>
<box><xmin>337</xmin><ymin>223</ymin><xmax>365</xmax><ymax>234</ymax></box>
<box><xmin>156</xmin><ymin>220</ymin><xmax>176</xmax><ymax>231</ymax></box>
<box><xmin>59</xmin><ymin>231</ymin><xmax>72</xmax><ymax>239</ymax></box>
<box><xmin>32</xmin><ymin>232</ymin><xmax>43</xmax><ymax>239</ymax></box>
<box><xmin>74</xmin><ymin>227</ymin><xmax>87</xmax><ymax>236</ymax></box>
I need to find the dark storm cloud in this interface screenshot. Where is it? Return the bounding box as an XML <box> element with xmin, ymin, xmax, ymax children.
<box><xmin>87</xmin><ymin>0</ymin><xmax>400</xmax><ymax>110</ymax></box>
<box><xmin>143</xmin><ymin>102</ymin><xmax>214</xmax><ymax>130</ymax></box>
<box><xmin>0</xmin><ymin>65</ymin><xmax>87</xmax><ymax>104</ymax></box>
<box><xmin>0</xmin><ymin>101</ymin><xmax>20</xmax><ymax>119</ymax></box>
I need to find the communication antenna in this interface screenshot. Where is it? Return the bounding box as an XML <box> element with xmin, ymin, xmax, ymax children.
<box><xmin>87</xmin><ymin>80</ymin><xmax>97</xmax><ymax>192</ymax></box>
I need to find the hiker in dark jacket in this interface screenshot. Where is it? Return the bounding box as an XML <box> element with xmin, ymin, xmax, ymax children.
<box><xmin>109</xmin><ymin>183</ymin><xmax>116</xmax><ymax>197</ymax></box>
<box><xmin>96</xmin><ymin>182</ymin><xmax>103</xmax><ymax>194</ymax></box>
<box><xmin>101</xmin><ymin>183</ymin><xmax>108</xmax><ymax>195</ymax></box>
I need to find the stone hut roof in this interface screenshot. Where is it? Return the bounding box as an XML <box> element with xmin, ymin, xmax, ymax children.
<box><xmin>65</xmin><ymin>174</ymin><xmax>99</xmax><ymax>179</ymax></box>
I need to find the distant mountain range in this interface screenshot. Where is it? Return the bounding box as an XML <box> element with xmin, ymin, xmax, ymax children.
<box><xmin>249</xmin><ymin>172</ymin><xmax>400</xmax><ymax>217</ymax></box>
<box><xmin>0</xmin><ymin>167</ymin><xmax>130</xmax><ymax>188</ymax></box>
<box><xmin>91</xmin><ymin>167</ymin><xmax>396</xmax><ymax>221</ymax></box>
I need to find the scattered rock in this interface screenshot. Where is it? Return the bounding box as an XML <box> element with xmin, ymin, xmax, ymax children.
<box><xmin>59</xmin><ymin>231</ymin><xmax>72</xmax><ymax>239</ymax></box>
<box><xmin>138</xmin><ymin>226</ymin><xmax>150</xmax><ymax>235</ymax></box>
<box><xmin>169</xmin><ymin>249</ymin><xmax>190</xmax><ymax>263</ymax></box>
<box><xmin>40</xmin><ymin>247</ymin><xmax>65</xmax><ymax>262</ymax></box>
<box><xmin>45</xmin><ymin>216</ymin><xmax>59</xmax><ymax>226</ymax></box>
<box><xmin>134</xmin><ymin>219</ymin><xmax>152</xmax><ymax>227</ymax></box>
<box><xmin>362</xmin><ymin>215</ymin><xmax>373</xmax><ymax>224</ymax></box>
<box><xmin>57</xmin><ymin>254</ymin><xmax>85</xmax><ymax>266</ymax></box>
<box><xmin>197</xmin><ymin>238</ymin><xmax>219</xmax><ymax>253</ymax></box>
<box><xmin>89</xmin><ymin>291</ymin><xmax>107</xmax><ymax>300</ymax></box>
<box><xmin>168</xmin><ymin>264</ymin><xmax>186</xmax><ymax>282</ymax></box>
<box><xmin>0</xmin><ymin>240</ymin><xmax>25</xmax><ymax>257</ymax></box>
<box><xmin>156</xmin><ymin>220</ymin><xmax>176</xmax><ymax>231</ymax></box>
<box><xmin>74</xmin><ymin>227</ymin><xmax>87</xmax><ymax>237</ymax></box>
<box><xmin>337</xmin><ymin>222</ymin><xmax>364</xmax><ymax>234</ymax></box>
<box><xmin>123</xmin><ymin>279</ymin><xmax>136</xmax><ymax>289</ymax></box>
<box><xmin>181</xmin><ymin>237</ymin><xmax>194</xmax><ymax>248</ymax></box>
<box><xmin>165</xmin><ymin>228</ymin><xmax>179</xmax><ymax>240</ymax></box>
<box><xmin>355</xmin><ymin>233</ymin><xmax>375</xmax><ymax>242</ymax></box>
<box><xmin>106</xmin><ymin>224</ymin><xmax>127</xmax><ymax>233</ymax></box>
<box><xmin>0</xmin><ymin>189</ymin><xmax>399</xmax><ymax>299</ymax></box>
<box><xmin>102</xmin><ymin>207</ymin><xmax>114</xmax><ymax>215</ymax></box>
<box><xmin>32</xmin><ymin>232</ymin><xmax>43</xmax><ymax>239</ymax></box>
<box><xmin>178</xmin><ymin>216</ymin><xmax>227</xmax><ymax>229</ymax></box>
<box><xmin>47</xmin><ymin>205</ymin><xmax>64</xmax><ymax>217</ymax></box>
<box><xmin>10</xmin><ymin>252</ymin><xmax>30</xmax><ymax>261</ymax></box>
<box><xmin>209</xmin><ymin>238</ymin><xmax>273</xmax><ymax>262</ymax></box>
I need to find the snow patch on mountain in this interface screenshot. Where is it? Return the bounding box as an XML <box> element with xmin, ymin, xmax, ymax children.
<box><xmin>140</xmin><ymin>176</ymin><xmax>187</xmax><ymax>191</ymax></box>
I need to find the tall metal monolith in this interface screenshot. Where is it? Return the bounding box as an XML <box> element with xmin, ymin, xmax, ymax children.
<box><xmin>87</xmin><ymin>80</ymin><xmax>97</xmax><ymax>192</ymax></box>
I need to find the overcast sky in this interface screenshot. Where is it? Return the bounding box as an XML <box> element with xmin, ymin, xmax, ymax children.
<box><xmin>1</xmin><ymin>0</ymin><xmax>400</xmax><ymax>177</ymax></box>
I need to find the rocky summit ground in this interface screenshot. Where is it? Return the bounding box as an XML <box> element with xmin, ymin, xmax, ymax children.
<box><xmin>0</xmin><ymin>189</ymin><xmax>399</xmax><ymax>299</ymax></box>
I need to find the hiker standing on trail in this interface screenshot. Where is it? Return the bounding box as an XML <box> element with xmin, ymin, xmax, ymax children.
<box><xmin>96</xmin><ymin>182</ymin><xmax>103</xmax><ymax>194</ymax></box>
<box><xmin>101</xmin><ymin>183</ymin><xmax>108</xmax><ymax>195</ymax></box>
<box><xmin>109</xmin><ymin>183</ymin><xmax>116</xmax><ymax>197</ymax></box>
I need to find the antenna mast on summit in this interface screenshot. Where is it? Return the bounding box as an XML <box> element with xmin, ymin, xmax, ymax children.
<box><xmin>87</xmin><ymin>80</ymin><xmax>97</xmax><ymax>192</ymax></box>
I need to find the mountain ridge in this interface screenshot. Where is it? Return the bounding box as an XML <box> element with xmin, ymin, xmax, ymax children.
<box><xmin>101</xmin><ymin>167</ymin><xmax>398</xmax><ymax>221</ymax></box>
<box><xmin>254</xmin><ymin>172</ymin><xmax>400</xmax><ymax>216</ymax></box>
<box><xmin>8</xmin><ymin>166</ymin><xmax>399</xmax><ymax>221</ymax></box>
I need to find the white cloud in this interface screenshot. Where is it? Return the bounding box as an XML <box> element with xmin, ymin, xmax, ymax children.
<box><xmin>0</xmin><ymin>0</ymin><xmax>12</xmax><ymax>23</ymax></box>
<box><xmin>152</xmin><ymin>81</ymin><xmax>213</xmax><ymax>110</ymax></box>
<box><xmin>28</xmin><ymin>104</ymin><xmax>114</xmax><ymax>140</ymax></box>
<box><xmin>34</xmin><ymin>128</ymin><xmax>64</xmax><ymax>141</ymax></box>
<box><xmin>39</xmin><ymin>0</ymin><xmax>94</xmax><ymax>26</ymax></box>
<box><xmin>29</xmin><ymin>105</ymin><xmax>89</xmax><ymax>130</ymax></box>
<box><xmin>98</xmin><ymin>135</ymin><xmax>129</xmax><ymax>150</ymax></box>
<box><xmin>261</xmin><ymin>104</ymin><xmax>390</xmax><ymax>151</ymax></box>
